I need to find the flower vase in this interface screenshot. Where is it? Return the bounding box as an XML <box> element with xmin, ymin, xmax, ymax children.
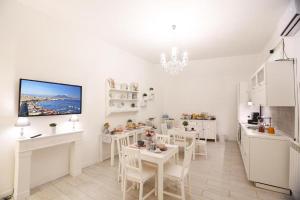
<box><xmin>145</xmin><ymin>136</ymin><xmax>153</xmax><ymax>150</ymax></box>
<box><xmin>51</xmin><ymin>127</ymin><xmax>56</xmax><ymax>135</ymax></box>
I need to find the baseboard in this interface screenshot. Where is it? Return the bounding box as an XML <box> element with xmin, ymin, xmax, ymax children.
<box><xmin>0</xmin><ymin>188</ymin><xmax>13</xmax><ymax>199</ymax></box>
<box><xmin>255</xmin><ymin>182</ymin><xmax>291</xmax><ymax>195</ymax></box>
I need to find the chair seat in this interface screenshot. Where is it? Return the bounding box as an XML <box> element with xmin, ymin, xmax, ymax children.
<box><xmin>164</xmin><ymin>163</ymin><xmax>188</xmax><ymax>179</ymax></box>
<box><xmin>174</xmin><ymin>141</ymin><xmax>186</xmax><ymax>147</ymax></box>
<box><xmin>126</xmin><ymin>164</ymin><xmax>156</xmax><ymax>183</ymax></box>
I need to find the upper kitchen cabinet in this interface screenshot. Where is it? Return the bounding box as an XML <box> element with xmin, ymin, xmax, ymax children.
<box><xmin>251</xmin><ymin>60</ymin><xmax>295</xmax><ymax>106</ymax></box>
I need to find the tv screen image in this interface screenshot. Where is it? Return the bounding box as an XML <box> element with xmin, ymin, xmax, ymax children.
<box><xmin>18</xmin><ymin>79</ymin><xmax>82</xmax><ymax>117</ymax></box>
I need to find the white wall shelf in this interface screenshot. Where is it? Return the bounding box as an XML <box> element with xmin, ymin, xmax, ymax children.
<box><xmin>109</xmin><ymin>98</ymin><xmax>138</xmax><ymax>102</ymax></box>
<box><xmin>109</xmin><ymin>88</ymin><xmax>139</xmax><ymax>93</ymax></box>
<box><xmin>105</xmin><ymin>79</ymin><xmax>140</xmax><ymax>116</ymax></box>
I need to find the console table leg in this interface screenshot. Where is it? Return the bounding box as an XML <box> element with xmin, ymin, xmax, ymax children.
<box><xmin>14</xmin><ymin>151</ymin><xmax>32</xmax><ymax>200</ymax></box>
<box><xmin>70</xmin><ymin>141</ymin><xmax>82</xmax><ymax>176</ymax></box>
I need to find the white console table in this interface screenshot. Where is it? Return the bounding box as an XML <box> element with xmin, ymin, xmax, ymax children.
<box><xmin>14</xmin><ymin>130</ymin><xmax>83</xmax><ymax>200</ymax></box>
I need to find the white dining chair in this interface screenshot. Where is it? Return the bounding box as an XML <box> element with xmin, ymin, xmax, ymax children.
<box><xmin>122</xmin><ymin>146</ymin><xmax>157</xmax><ymax>200</ymax></box>
<box><xmin>155</xmin><ymin>134</ymin><xmax>171</xmax><ymax>144</ymax></box>
<box><xmin>194</xmin><ymin>131</ymin><xmax>208</xmax><ymax>159</ymax></box>
<box><xmin>169</xmin><ymin>129</ymin><xmax>187</xmax><ymax>161</ymax></box>
<box><xmin>116</xmin><ymin>134</ymin><xmax>130</xmax><ymax>184</ymax></box>
<box><xmin>163</xmin><ymin>141</ymin><xmax>194</xmax><ymax>200</ymax></box>
<box><xmin>161</xmin><ymin>123</ymin><xmax>168</xmax><ymax>135</ymax></box>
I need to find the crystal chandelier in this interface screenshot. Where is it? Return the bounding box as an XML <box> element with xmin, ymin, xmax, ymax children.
<box><xmin>160</xmin><ymin>25</ymin><xmax>188</xmax><ymax>75</ymax></box>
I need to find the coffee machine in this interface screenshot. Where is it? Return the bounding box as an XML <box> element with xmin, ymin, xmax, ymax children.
<box><xmin>248</xmin><ymin>112</ymin><xmax>260</xmax><ymax>124</ymax></box>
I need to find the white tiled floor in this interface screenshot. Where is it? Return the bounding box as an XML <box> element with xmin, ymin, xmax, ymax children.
<box><xmin>29</xmin><ymin>141</ymin><xmax>292</xmax><ymax>200</ymax></box>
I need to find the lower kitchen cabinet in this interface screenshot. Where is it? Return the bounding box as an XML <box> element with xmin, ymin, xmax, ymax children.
<box><xmin>240</xmin><ymin>124</ymin><xmax>290</xmax><ymax>192</ymax></box>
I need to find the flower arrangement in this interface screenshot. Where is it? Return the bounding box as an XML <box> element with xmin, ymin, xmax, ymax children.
<box><xmin>104</xmin><ymin>122</ymin><xmax>110</xmax><ymax>129</ymax></box>
<box><xmin>145</xmin><ymin>129</ymin><xmax>155</xmax><ymax>137</ymax></box>
<box><xmin>103</xmin><ymin>122</ymin><xmax>110</xmax><ymax>135</ymax></box>
<box><xmin>182</xmin><ymin>121</ymin><xmax>189</xmax><ymax>131</ymax></box>
<box><xmin>182</xmin><ymin>121</ymin><xmax>189</xmax><ymax>127</ymax></box>
<box><xmin>49</xmin><ymin>123</ymin><xmax>57</xmax><ymax>134</ymax></box>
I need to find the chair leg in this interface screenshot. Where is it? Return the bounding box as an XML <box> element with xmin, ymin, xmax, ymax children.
<box><xmin>155</xmin><ymin>174</ymin><xmax>158</xmax><ymax>196</ymax></box>
<box><xmin>188</xmin><ymin>174</ymin><xmax>192</xmax><ymax>195</ymax></box>
<box><xmin>123</xmin><ymin>178</ymin><xmax>127</xmax><ymax>200</ymax></box>
<box><xmin>205</xmin><ymin>144</ymin><xmax>208</xmax><ymax>159</ymax></box>
<box><xmin>181</xmin><ymin>181</ymin><xmax>185</xmax><ymax>200</ymax></box>
<box><xmin>118</xmin><ymin>159</ymin><xmax>121</xmax><ymax>183</ymax></box>
<box><xmin>139</xmin><ymin>182</ymin><xmax>143</xmax><ymax>200</ymax></box>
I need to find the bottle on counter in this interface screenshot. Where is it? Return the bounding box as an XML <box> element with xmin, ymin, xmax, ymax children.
<box><xmin>258</xmin><ymin>119</ymin><xmax>265</xmax><ymax>133</ymax></box>
<box><xmin>268</xmin><ymin>127</ymin><xmax>275</xmax><ymax>134</ymax></box>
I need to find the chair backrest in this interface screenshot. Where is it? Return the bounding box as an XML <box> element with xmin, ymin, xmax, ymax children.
<box><xmin>116</xmin><ymin>134</ymin><xmax>130</xmax><ymax>159</ymax></box>
<box><xmin>123</xmin><ymin>146</ymin><xmax>142</xmax><ymax>175</ymax></box>
<box><xmin>155</xmin><ymin>134</ymin><xmax>171</xmax><ymax>144</ymax></box>
<box><xmin>161</xmin><ymin>123</ymin><xmax>168</xmax><ymax>135</ymax></box>
<box><xmin>182</xmin><ymin>141</ymin><xmax>195</xmax><ymax>177</ymax></box>
<box><xmin>171</xmin><ymin>129</ymin><xmax>187</xmax><ymax>147</ymax></box>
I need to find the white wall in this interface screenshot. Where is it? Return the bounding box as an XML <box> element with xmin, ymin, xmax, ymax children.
<box><xmin>0</xmin><ymin>0</ymin><xmax>163</xmax><ymax>196</ymax></box>
<box><xmin>160</xmin><ymin>54</ymin><xmax>261</xmax><ymax>140</ymax></box>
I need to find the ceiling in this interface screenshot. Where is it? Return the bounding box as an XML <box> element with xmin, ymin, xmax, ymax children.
<box><xmin>19</xmin><ymin>0</ymin><xmax>290</xmax><ymax>63</ymax></box>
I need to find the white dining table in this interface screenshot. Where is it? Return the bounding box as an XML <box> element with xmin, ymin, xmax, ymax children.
<box><xmin>108</xmin><ymin>126</ymin><xmax>151</xmax><ymax>166</ymax></box>
<box><xmin>139</xmin><ymin>144</ymin><xmax>178</xmax><ymax>200</ymax></box>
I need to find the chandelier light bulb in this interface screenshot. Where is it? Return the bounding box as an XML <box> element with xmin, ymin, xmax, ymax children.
<box><xmin>171</xmin><ymin>47</ymin><xmax>178</xmax><ymax>60</ymax></box>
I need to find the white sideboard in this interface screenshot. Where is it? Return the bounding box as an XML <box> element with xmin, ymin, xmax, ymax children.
<box><xmin>14</xmin><ymin>130</ymin><xmax>83</xmax><ymax>200</ymax></box>
<box><xmin>180</xmin><ymin>120</ymin><xmax>217</xmax><ymax>142</ymax></box>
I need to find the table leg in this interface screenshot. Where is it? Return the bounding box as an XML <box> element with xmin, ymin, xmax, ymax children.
<box><xmin>193</xmin><ymin>137</ymin><xmax>196</xmax><ymax>160</ymax></box>
<box><xmin>111</xmin><ymin>139</ymin><xmax>115</xmax><ymax>166</ymax></box>
<box><xmin>158</xmin><ymin>162</ymin><xmax>164</xmax><ymax>200</ymax></box>
<box><xmin>193</xmin><ymin>146</ymin><xmax>196</xmax><ymax>160</ymax></box>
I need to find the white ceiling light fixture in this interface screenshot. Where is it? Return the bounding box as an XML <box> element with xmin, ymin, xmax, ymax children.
<box><xmin>160</xmin><ymin>25</ymin><xmax>188</xmax><ymax>75</ymax></box>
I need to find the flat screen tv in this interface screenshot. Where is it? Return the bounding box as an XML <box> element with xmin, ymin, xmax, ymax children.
<box><xmin>18</xmin><ymin>79</ymin><xmax>82</xmax><ymax>117</ymax></box>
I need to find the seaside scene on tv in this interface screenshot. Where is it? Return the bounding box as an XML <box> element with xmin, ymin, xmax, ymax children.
<box><xmin>19</xmin><ymin>80</ymin><xmax>82</xmax><ymax>116</ymax></box>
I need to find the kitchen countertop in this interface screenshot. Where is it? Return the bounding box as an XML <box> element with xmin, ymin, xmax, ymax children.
<box><xmin>180</xmin><ymin>119</ymin><xmax>216</xmax><ymax>120</ymax></box>
<box><xmin>240</xmin><ymin>123</ymin><xmax>291</xmax><ymax>141</ymax></box>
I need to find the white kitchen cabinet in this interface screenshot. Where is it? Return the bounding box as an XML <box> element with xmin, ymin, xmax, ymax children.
<box><xmin>241</xmin><ymin>127</ymin><xmax>250</xmax><ymax>178</ymax></box>
<box><xmin>250</xmin><ymin>137</ymin><xmax>290</xmax><ymax>189</ymax></box>
<box><xmin>250</xmin><ymin>61</ymin><xmax>295</xmax><ymax>106</ymax></box>
<box><xmin>240</xmin><ymin>124</ymin><xmax>290</xmax><ymax>192</ymax></box>
<box><xmin>182</xmin><ymin>120</ymin><xmax>217</xmax><ymax>142</ymax></box>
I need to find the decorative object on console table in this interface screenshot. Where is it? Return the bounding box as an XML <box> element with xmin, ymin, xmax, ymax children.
<box><xmin>69</xmin><ymin>115</ymin><xmax>79</xmax><ymax>130</ymax></box>
<box><xmin>49</xmin><ymin>123</ymin><xmax>57</xmax><ymax>134</ymax></box>
<box><xmin>15</xmin><ymin>117</ymin><xmax>31</xmax><ymax>138</ymax></box>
